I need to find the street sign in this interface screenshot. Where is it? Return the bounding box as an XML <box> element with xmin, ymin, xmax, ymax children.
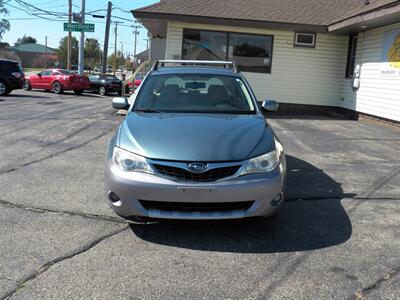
<box><xmin>64</xmin><ymin>23</ymin><xmax>95</xmax><ymax>32</ymax></box>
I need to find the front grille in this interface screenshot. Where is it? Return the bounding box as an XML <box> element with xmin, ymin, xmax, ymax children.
<box><xmin>152</xmin><ymin>164</ymin><xmax>240</xmax><ymax>182</ymax></box>
<box><xmin>139</xmin><ymin>200</ymin><xmax>254</xmax><ymax>212</ymax></box>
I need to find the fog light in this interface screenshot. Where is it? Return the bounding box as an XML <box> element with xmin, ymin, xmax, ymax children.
<box><xmin>108</xmin><ymin>191</ymin><xmax>120</xmax><ymax>203</ymax></box>
<box><xmin>270</xmin><ymin>193</ymin><xmax>284</xmax><ymax>207</ymax></box>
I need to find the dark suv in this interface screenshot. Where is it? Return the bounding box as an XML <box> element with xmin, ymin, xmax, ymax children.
<box><xmin>0</xmin><ymin>60</ymin><xmax>24</xmax><ymax>96</ymax></box>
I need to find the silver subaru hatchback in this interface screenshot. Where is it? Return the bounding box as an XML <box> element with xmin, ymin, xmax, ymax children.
<box><xmin>105</xmin><ymin>60</ymin><xmax>286</xmax><ymax>221</ymax></box>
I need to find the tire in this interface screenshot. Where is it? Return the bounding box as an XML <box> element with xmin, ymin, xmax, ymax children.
<box><xmin>117</xmin><ymin>90</ymin><xmax>122</xmax><ymax>96</ymax></box>
<box><xmin>0</xmin><ymin>81</ymin><xmax>9</xmax><ymax>96</ymax></box>
<box><xmin>23</xmin><ymin>80</ymin><xmax>31</xmax><ymax>91</ymax></box>
<box><xmin>98</xmin><ymin>86</ymin><xmax>106</xmax><ymax>96</ymax></box>
<box><xmin>52</xmin><ymin>81</ymin><xmax>63</xmax><ymax>94</ymax></box>
<box><xmin>74</xmin><ymin>89</ymin><xmax>83</xmax><ymax>95</ymax></box>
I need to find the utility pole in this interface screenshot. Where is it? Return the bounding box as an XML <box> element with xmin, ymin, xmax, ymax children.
<box><xmin>102</xmin><ymin>1</ymin><xmax>112</xmax><ymax>74</ymax></box>
<box><xmin>113</xmin><ymin>21</ymin><xmax>117</xmax><ymax>75</ymax></box>
<box><xmin>67</xmin><ymin>0</ymin><xmax>72</xmax><ymax>70</ymax></box>
<box><xmin>113</xmin><ymin>21</ymin><xmax>124</xmax><ymax>75</ymax></box>
<box><xmin>132</xmin><ymin>22</ymin><xmax>141</xmax><ymax>67</ymax></box>
<box><xmin>44</xmin><ymin>36</ymin><xmax>48</xmax><ymax>68</ymax></box>
<box><xmin>78</xmin><ymin>0</ymin><xmax>85</xmax><ymax>75</ymax></box>
<box><xmin>143</xmin><ymin>37</ymin><xmax>150</xmax><ymax>62</ymax></box>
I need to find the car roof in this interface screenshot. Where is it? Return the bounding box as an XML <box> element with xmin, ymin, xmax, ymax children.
<box><xmin>0</xmin><ymin>59</ymin><xmax>19</xmax><ymax>64</ymax></box>
<box><xmin>150</xmin><ymin>66</ymin><xmax>240</xmax><ymax>77</ymax></box>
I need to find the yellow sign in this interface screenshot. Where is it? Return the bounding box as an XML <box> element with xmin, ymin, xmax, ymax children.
<box><xmin>380</xmin><ymin>28</ymin><xmax>400</xmax><ymax>76</ymax></box>
<box><xmin>387</xmin><ymin>32</ymin><xmax>400</xmax><ymax>69</ymax></box>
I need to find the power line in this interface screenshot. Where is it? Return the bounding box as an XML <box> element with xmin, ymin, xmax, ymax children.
<box><xmin>5</xmin><ymin>1</ymin><xmax>67</xmax><ymax>21</ymax></box>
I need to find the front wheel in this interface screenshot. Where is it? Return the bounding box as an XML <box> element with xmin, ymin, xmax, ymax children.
<box><xmin>23</xmin><ymin>80</ymin><xmax>31</xmax><ymax>91</ymax></box>
<box><xmin>52</xmin><ymin>81</ymin><xmax>63</xmax><ymax>94</ymax></box>
<box><xmin>74</xmin><ymin>90</ymin><xmax>83</xmax><ymax>95</ymax></box>
<box><xmin>98</xmin><ymin>86</ymin><xmax>106</xmax><ymax>96</ymax></box>
<box><xmin>0</xmin><ymin>81</ymin><xmax>9</xmax><ymax>96</ymax></box>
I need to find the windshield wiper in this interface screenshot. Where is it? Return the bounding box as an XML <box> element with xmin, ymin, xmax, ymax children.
<box><xmin>135</xmin><ymin>109</ymin><xmax>164</xmax><ymax>113</ymax></box>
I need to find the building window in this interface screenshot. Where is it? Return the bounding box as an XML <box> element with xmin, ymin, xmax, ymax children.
<box><xmin>182</xmin><ymin>29</ymin><xmax>227</xmax><ymax>61</ymax></box>
<box><xmin>228</xmin><ymin>33</ymin><xmax>273</xmax><ymax>73</ymax></box>
<box><xmin>182</xmin><ymin>29</ymin><xmax>273</xmax><ymax>73</ymax></box>
<box><xmin>345</xmin><ymin>34</ymin><xmax>358</xmax><ymax>78</ymax></box>
<box><xmin>294</xmin><ymin>32</ymin><xmax>316</xmax><ymax>47</ymax></box>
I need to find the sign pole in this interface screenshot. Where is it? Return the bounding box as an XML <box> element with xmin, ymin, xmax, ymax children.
<box><xmin>67</xmin><ymin>0</ymin><xmax>72</xmax><ymax>70</ymax></box>
<box><xmin>78</xmin><ymin>0</ymin><xmax>85</xmax><ymax>75</ymax></box>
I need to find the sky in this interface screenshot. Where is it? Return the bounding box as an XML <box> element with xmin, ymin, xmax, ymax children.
<box><xmin>2</xmin><ymin>0</ymin><xmax>159</xmax><ymax>57</ymax></box>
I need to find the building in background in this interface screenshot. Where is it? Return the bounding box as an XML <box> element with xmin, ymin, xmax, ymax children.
<box><xmin>134</xmin><ymin>49</ymin><xmax>149</xmax><ymax>65</ymax></box>
<box><xmin>133</xmin><ymin>0</ymin><xmax>400</xmax><ymax>122</ymax></box>
<box><xmin>12</xmin><ymin>43</ymin><xmax>58</xmax><ymax>68</ymax></box>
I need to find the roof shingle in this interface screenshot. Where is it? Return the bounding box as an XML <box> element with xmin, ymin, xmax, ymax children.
<box><xmin>133</xmin><ymin>0</ymin><xmax>399</xmax><ymax>26</ymax></box>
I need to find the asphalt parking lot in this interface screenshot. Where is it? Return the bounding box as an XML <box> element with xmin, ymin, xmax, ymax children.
<box><xmin>0</xmin><ymin>90</ymin><xmax>399</xmax><ymax>299</ymax></box>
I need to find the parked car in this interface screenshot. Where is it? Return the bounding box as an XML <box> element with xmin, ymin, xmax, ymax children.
<box><xmin>24</xmin><ymin>69</ymin><xmax>90</xmax><ymax>95</ymax></box>
<box><xmin>126</xmin><ymin>73</ymin><xmax>144</xmax><ymax>93</ymax></box>
<box><xmin>105</xmin><ymin>60</ymin><xmax>286</xmax><ymax>222</ymax></box>
<box><xmin>88</xmin><ymin>74</ymin><xmax>122</xmax><ymax>96</ymax></box>
<box><xmin>0</xmin><ymin>60</ymin><xmax>24</xmax><ymax>96</ymax></box>
<box><xmin>94</xmin><ymin>66</ymin><xmax>102</xmax><ymax>73</ymax></box>
<box><xmin>93</xmin><ymin>66</ymin><xmax>112</xmax><ymax>73</ymax></box>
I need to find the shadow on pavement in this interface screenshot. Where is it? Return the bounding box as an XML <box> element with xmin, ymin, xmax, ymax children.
<box><xmin>1</xmin><ymin>92</ymin><xmax>49</xmax><ymax>99</ymax></box>
<box><xmin>131</xmin><ymin>155</ymin><xmax>352</xmax><ymax>253</ymax></box>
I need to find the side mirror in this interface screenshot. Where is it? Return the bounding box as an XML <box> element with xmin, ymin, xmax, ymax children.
<box><xmin>37</xmin><ymin>73</ymin><xmax>41</xmax><ymax>77</ymax></box>
<box><xmin>112</xmin><ymin>97</ymin><xmax>129</xmax><ymax>110</ymax></box>
<box><xmin>261</xmin><ymin>99</ymin><xmax>278</xmax><ymax>112</ymax></box>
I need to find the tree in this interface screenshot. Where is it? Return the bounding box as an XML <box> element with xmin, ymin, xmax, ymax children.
<box><xmin>57</xmin><ymin>36</ymin><xmax>78</xmax><ymax>68</ymax></box>
<box><xmin>108</xmin><ymin>51</ymin><xmax>125</xmax><ymax>69</ymax></box>
<box><xmin>84</xmin><ymin>38</ymin><xmax>101</xmax><ymax>69</ymax></box>
<box><xmin>0</xmin><ymin>0</ymin><xmax>10</xmax><ymax>41</ymax></box>
<box><xmin>15</xmin><ymin>35</ymin><xmax>37</xmax><ymax>45</ymax></box>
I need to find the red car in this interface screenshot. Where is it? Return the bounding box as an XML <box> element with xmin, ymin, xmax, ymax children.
<box><xmin>24</xmin><ymin>69</ymin><xmax>90</xmax><ymax>95</ymax></box>
<box><xmin>126</xmin><ymin>73</ymin><xmax>144</xmax><ymax>93</ymax></box>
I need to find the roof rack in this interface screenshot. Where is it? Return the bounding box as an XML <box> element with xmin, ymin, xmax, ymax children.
<box><xmin>151</xmin><ymin>60</ymin><xmax>238</xmax><ymax>73</ymax></box>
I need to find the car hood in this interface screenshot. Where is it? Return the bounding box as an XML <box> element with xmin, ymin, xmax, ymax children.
<box><xmin>118</xmin><ymin>113</ymin><xmax>275</xmax><ymax>162</ymax></box>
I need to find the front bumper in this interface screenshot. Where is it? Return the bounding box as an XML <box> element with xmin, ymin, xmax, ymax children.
<box><xmin>107</xmin><ymin>84</ymin><xmax>122</xmax><ymax>92</ymax></box>
<box><xmin>104</xmin><ymin>161</ymin><xmax>286</xmax><ymax>220</ymax></box>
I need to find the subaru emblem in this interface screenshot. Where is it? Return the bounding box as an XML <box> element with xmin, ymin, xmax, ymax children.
<box><xmin>187</xmin><ymin>162</ymin><xmax>208</xmax><ymax>173</ymax></box>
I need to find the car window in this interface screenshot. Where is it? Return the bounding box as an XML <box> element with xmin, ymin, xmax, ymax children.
<box><xmin>40</xmin><ymin>71</ymin><xmax>52</xmax><ymax>76</ymax></box>
<box><xmin>89</xmin><ymin>75</ymin><xmax>99</xmax><ymax>80</ymax></box>
<box><xmin>134</xmin><ymin>74</ymin><xmax>256</xmax><ymax>114</ymax></box>
<box><xmin>53</xmin><ymin>72</ymin><xmax>61</xmax><ymax>75</ymax></box>
<box><xmin>0</xmin><ymin>62</ymin><xmax>21</xmax><ymax>72</ymax></box>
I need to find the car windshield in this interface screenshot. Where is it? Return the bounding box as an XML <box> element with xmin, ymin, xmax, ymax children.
<box><xmin>134</xmin><ymin>74</ymin><xmax>256</xmax><ymax>114</ymax></box>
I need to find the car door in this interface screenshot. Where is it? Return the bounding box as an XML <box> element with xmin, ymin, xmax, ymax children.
<box><xmin>42</xmin><ymin>71</ymin><xmax>54</xmax><ymax>90</ymax></box>
<box><xmin>35</xmin><ymin>70</ymin><xmax>52</xmax><ymax>89</ymax></box>
<box><xmin>29</xmin><ymin>73</ymin><xmax>42</xmax><ymax>89</ymax></box>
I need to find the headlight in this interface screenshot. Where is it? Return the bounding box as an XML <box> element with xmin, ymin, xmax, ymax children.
<box><xmin>112</xmin><ymin>147</ymin><xmax>154</xmax><ymax>174</ymax></box>
<box><xmin>240</xmin><ymin>138</ymin><xmax>283</xmax><ymax>175</ymax></box>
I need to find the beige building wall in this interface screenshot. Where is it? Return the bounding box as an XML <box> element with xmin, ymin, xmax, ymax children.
<box><xmin>342</xmin><ymin>23</ymin><xmax>400</xmax><ymax>122</ymax></box>
<box><xmin>165</xmin><ymin>21</ymin><xmax>349</xmax><ymax>107</ymax></box>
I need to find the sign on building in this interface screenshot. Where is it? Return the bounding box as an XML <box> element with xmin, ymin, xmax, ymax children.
<box><xmin>380</xmin><ymin>28</ymin><xmax>400</xmax><ymax>77</ymax></box>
